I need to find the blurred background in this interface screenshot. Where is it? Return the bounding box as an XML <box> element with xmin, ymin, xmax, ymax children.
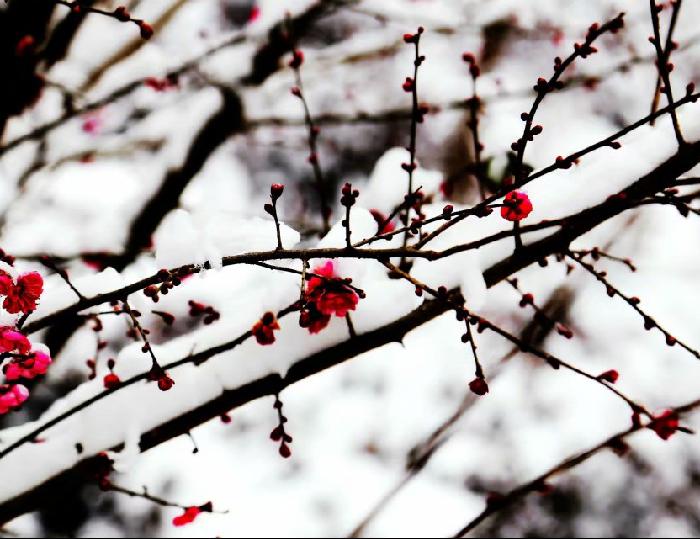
<box><xmin>2</xmin><ymin>0</ymin><xmax>700</xmax><ymax>537</ymax></box>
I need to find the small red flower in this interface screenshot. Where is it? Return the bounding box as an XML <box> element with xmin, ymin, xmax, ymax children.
<box><xmin>172</xmin><ymin>506</ymin><xmax>201</xmax><ymax>527</ymax></box>
<box><xmin>103</xmin><ymin>373</ymin><xmax>121</xmax><ymax>390</ymax></box>
<box><xmin>469</xmin><ymin>377</ymin><xmax>489</xmax><ymax>396</ymax></box>
<box><xmin>596</xmin><ymin>369</ymin><xmax>619</xmax><ymax>384</ymax></box>
<box><xmin>649</xmin><ymin>410</ymin><xmax>680</xmax><ymax>441</ymax></box>
<box><xmin>306</xmin><ymin>261</ymin><xmax>359</xmax><ymax>318</ymax></box>
<box><xmin>501</xmin><ymin>191</ymin><xmax>533</xmax><ymax>222</ymax></box>
<box><xmin>253</xmin><ymin>312</ymin><xmax>280</xmax><ymax>345</ymax></box>
<box><xmin>3</xmin><ymin>272</ymin><xmax>44</xmax><ymax>314</ymax></box>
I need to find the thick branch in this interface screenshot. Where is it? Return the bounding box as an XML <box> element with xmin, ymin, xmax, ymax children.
<box><xmin>0</xmin><ymin>291</ymin><xmax>454</xmax><ymax>524</ymax></box>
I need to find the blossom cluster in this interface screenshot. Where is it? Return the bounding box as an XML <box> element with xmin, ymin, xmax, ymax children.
<box><xmin>252</xmin><ymin>261</ymin><xmax>360</xmax><ymax>346</ymax></box>
<box><xmin>0</xmin><ymin>269</ymin><xmax>51</xmax><ymax>416</ymax></box>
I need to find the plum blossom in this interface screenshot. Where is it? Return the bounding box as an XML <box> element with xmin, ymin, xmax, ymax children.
<box><xmin>252</xmin><ymin>312</ymin><xmax>280</xmax><ymax>345</ymax></box>
<box><xmin>501</xmin><ymin>191</ymin><xmax>533</xmax><ymax>221</ymax></box>
<box><xmin>300</xmin><ymin>261</ymin><xmax>359</xmax><ymax>334</ymax></box>
<box><xmin>4</xmin><ymin>351</ymin><xmax>52</xmax><ymax>381</ymax></box>
<box><xmin>307</xmin><ymin>261</ymin><xmax>359</xmax><ymax>317</ymax></box>
<box><xmin>0</xmin><ymin>384</ymin><xmax>29</xmax><ymax>414</ymax></box>
<box><xmin>0</xmin><ymin>328</ymin><xmax>31</xmax><ymax>355</ymax></box>
<box><xmin>1</xmin><ymin>272</ymin><xmax>44</xmax><ymax>314</ymax></box>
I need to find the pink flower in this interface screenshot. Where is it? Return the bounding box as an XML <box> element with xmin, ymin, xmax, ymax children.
<box><xmin>3</xmin><ymin>272</ymin><xmax>44</xmax><ymax>314</ymax></box>
<box><xmin>5</xmin><ymin>351</ymin><xmax>52</xmax><ymax>381</ymax></box>
<box><xmin>501</xmin><ymin>191</ymin><xmax>533</xmax><ymax>222</ymax></box>
<box><xmin>0</xmin><ymin>329</ymin><xmax>31</xmax><ymax>355</ymax></box>
<box><xmin>0</xmin><ymin>384</ymin><xmax>29</xmax><ymax>414</ymax></box>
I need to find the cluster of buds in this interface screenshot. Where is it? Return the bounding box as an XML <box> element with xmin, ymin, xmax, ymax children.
<box><xmin>403</xmin><ymin>27</ymin><xmax>424</xmax><ymax>45</ymax></box>
<box><xmin>110</xmin><ymin>6</ymin><xmax>154</xmax><ymax>40</ymax></box>
<box><xmin>402</xmin><ymin>27</ymin><xmax>425</xmax><ymax>92</ymax></box>
<box><xmin>265</xmin><ymin>183</ymin><xmax>285</xmax><ymax>250</ymax></box>
<box><xmin>512</xmin><ymin>120</ymin><xmax>545</xmax><ymax>154</ymax></box>
<box><xmin>270</xmin><ymin>395</ymin><xmax>293</xmax><ymax>459</ymax></box>
<box><xmin>340</xmin><ymin>182</ymin><xmax>359</xmax><ymax>209</ymax></box>
<box><xmin>341</xmin><ymin>183</ymin><xmax>359</xmax><ymax>246</ymax></box>
<box><xmin>447</xmin><ymin>296</ymin><xmax>490</xmax><ymax>397</ymax></box>
<box><xmin>188</xmin><ymin>300</ymin><xmax>220</xmax><ymax>325</ymax></box>
<box><xmin>405</xmin><ymin>190</ymin><xmax>427</xmax><ymax>232</ymax></box>
<box><xmin>143</xmin><ymin>268</ymin><xmax>192</xmax><ymax>302</ymax></box>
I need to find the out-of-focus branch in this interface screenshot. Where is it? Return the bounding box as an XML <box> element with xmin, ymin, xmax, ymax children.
<box><xmin>452</xmin><ymin>397</ymin><xmax>700</xmax><ymax>537</ymax></box>
<box><xmin>649</xmin><ymin>0</ymin><xmax>684</xmax><ymax>143</ymax></box>
<box><xmin>78</xmin><ymin>0</ymin><xmax>189</xmax><ymax>93</ymax></box>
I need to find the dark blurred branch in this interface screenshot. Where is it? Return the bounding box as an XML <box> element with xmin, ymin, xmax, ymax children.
<box><xmin>453</xmin><ymin>397</ymin><xmax>700</xmax><ymax>537</ymax></box>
